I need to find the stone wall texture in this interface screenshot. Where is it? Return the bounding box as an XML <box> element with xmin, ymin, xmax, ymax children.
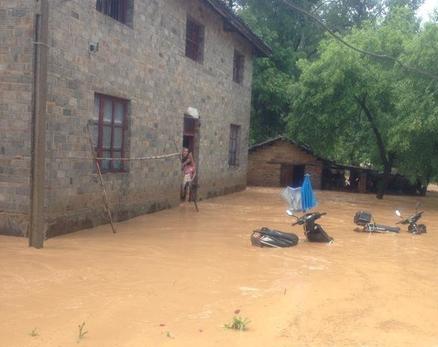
<box><xmin>0</xmin><ymin>1</ymin><xmax>34</xmax><ymax>235</ymax></box>
<box><xmin>1</xmin><ymin>0</ymin><xmax>255</xmax><ymax>236</ymax></box>
<box><xmin>247</xmin><ymin>140</ymin><xmax>323</xmax><ymax>189</ymax></box>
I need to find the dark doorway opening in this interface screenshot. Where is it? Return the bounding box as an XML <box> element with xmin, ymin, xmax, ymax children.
<box><xmin>292</xmin><ymin>165</ymin><xmax>305</xmax><ymax>188</ymax></box>
<box><xmin>280</xmin><ymin>164</ymin><xmax>305</xmax><ymax>187</ymax></box>
<box><xmin>182</xmin><ymin>115</ymin><xmax>200</xmax><ymax>203</ymax></box>
<box><xmin>183</xmin><ymin>116</ymin><xmax>196</xmax><ymax>154</ymax></box>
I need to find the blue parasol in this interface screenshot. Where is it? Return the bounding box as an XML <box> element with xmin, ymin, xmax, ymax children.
<box><xmin>301</xmin><ymin>174</ymin><xmax>317</xmax><ymax>212</ymax></box>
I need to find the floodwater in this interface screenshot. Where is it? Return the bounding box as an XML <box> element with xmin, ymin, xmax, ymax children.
<box><xmin>1</xmin><ymin>188</ymin><xmax>438</xmax><ymax>347</ymax></box>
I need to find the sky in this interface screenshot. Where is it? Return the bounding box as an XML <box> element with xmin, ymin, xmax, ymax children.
<box><xmin>417</xmin><ymin>0</ymin><xmax>438</xmax><ymax>22</ymax></box>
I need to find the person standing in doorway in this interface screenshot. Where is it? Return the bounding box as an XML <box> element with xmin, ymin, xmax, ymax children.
<box><xmin>181</xmin><ymin>147</ymin><xmax>196</xmax><ymax>201</ymax></box>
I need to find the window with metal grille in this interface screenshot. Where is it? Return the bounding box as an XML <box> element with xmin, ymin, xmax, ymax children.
<box><xmin>96</xmin><ymin>0</ymin><xmax>131</xmax><ymax>25</ymax></box>
<box><xmin>185</xmin><ymin>17</ymin><xmax>204</xmax><ymax>63</ymax></box>
<box><xmin>233</xmin><ymin>50</ymin><xmax>244</xmax><ymax>84</ymax></box>
<box><xmin>228</xmin><ymin>124</ymin><xmax>241</xmax><ymax>167</ymax></box>
<box><xmin>92</xmin><ymin>94</ymin><xmax>129</xmax><ymax>173</ymax></box>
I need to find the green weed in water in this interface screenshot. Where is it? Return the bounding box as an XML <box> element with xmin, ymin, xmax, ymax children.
<box><xmin>224</xmin><ymin>316</ymin><xmax>250</xmax><ymax>331</ymax></box>
<box><xmin>29</xmin><ymin>328</ymin><xmax>39</xmax><ymax>337</ymax></box>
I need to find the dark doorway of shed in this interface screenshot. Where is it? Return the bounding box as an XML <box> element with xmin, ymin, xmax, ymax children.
<box><xmin>280</xmin><ymin>164</ymin><xmax>305</xmax><ymax>188</ymax></box>
<box><xmin>293</xmin><ymin>165</ymin><xmax>305</xmax><ymax>187</ymax></box>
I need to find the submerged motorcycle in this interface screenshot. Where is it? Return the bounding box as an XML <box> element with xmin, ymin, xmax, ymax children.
<box><xmin>288</xmin><ymin>210</ymin><xmax>334</xmax><ymax>243</ymax></box>
<box><xmin>251</xmin><ymin>227</ymin><xmax>299</xmax><ymax>248</ymax></box>
<box><xmin>250</xmin><ymin>210</ymin><xmax>333</xmax><ymax>247</ymax></box>
<box><xmin>395</xmin><ymin>203</ymin><xmax>427</xmax><ymax>234</ymax></box>
<box><xmin>354</xmin><ymin>211</ymin><xmax>400</xmax><ymax>233</ymax></box>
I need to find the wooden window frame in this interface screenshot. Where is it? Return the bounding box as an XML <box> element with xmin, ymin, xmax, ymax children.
<box><xmin>96</xmin><ymin>0</ymin><xmax>129</xmax><ymax>25</ymax></box>
<box><xmin>228</xmin><ymin>124</ymin><xmax>241</xmax><ymax>167</ymax></box>
<box><xmin>233</xmin><ymin>50</ymin><xmax>245</xmax><ymax>84</ymax></box>
<box><xmin>185</xmin><ymin>17</ymin><xmax>205</xmax><ymax>63</ymax></box>
<box><xmin>94</xmin><ymin>94</ymin><xmax>129</xmax><ymax>173</ymax></box>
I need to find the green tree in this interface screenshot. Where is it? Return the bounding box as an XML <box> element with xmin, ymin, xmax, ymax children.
<box><xmin>289</xmin><ymin>8</ymin><xmax>425</xmax><ymax>198</ymax></box>
<box><xmin>235</xmin><ymin>0</ymin><xmax>423</xmax><ymax>144</ymax></box>
<box><xmin>391</xmin><ymin>22</ymin><xmax>438</xmax><ymax>192</ymax></box>
<box><xmin>237</xmin><ymin>0</ymin><xmax>325</xmax><ymax>144</ymax></box>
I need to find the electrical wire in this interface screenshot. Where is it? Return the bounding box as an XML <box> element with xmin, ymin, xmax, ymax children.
<box><xmin>279</xmin><ymin>0</ymin><xmax>438</xmax><ymax>80</ymax></box>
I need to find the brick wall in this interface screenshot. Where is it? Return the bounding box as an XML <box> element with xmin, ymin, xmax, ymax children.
<box><xmin>0</xmin><ymin>1</ymin><xmax>34</xmax><ymax>235</ymax></box>
<box><xmin>247</xmin><ymin>140</ymin><xmax>323</xmax><ymax>189</ymax></box>
<box><xmin>32</xmin><ymin>0</ymin><xmax>253</xmax><ymax>236</ymax></box>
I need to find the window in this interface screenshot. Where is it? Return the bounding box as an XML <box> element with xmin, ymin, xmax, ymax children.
<box><xmin>228</xmin><ymin>124</ymin><xmax>241</xmax><ymax>167</ymax></box>
<box><xmin>233</xmin><ymin>50</ymin><xmax>245</xmax><ymax>84</ymax></box>
<box><xmin>185</xmin><ymin>18</ymin><xmax>205</xmax><ymax>63</ymax></box>
<box><xmin>96</xmin><ymin>0</ymin><xmax>132</xmax><ymax>25</ymax></box>
<box><xmin>93</xmin><ymin>94</ymin><xmax>128</xmax><ymax>172</ymax></box>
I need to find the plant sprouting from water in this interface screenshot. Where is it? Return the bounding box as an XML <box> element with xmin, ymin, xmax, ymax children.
<box><xmin>77</xmin><ymin>322</ymin><xmax>88</xmax><ymax>342</ymax></box>
<box><xmin>29</xmin><ymin>328</ymin><xmax>39</xmax><ymax>337</ymax></box>
<box><xmin>224</xmin><ymin>316</ymin><xmax>250</xmax><ymax>331</ymax></box>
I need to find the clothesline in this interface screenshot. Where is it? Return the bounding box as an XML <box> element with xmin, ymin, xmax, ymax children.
<box><xmin>0</xmin><ymin>153</ymin><xmax>180</xmax><ymax>161</ymax></box>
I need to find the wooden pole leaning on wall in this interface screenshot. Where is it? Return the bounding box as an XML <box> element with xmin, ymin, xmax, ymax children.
<box><xmin>29</xmin><ymin>0</ymin><xmax>49</xmax><ymax>248</ymax></box>
<box><xmin>86</xmin><ymin>125</ymin><xmax>117</xmax><ymax>234</ymax></box>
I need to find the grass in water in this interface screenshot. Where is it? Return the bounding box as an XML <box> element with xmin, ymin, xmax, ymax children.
<box><xmin>29</xmin><ymin>328</ymin><xmax>39</xmax><ymax>337</ymax></box>
<box><xmin>224</xmin><ymin>316</ymin><xmax>250</xmax><ymax>331</ymax></box>
<box><xmin>77</xmin><ymin>322</ymin><xmax>88</xmax><ymax>343</ymax></box>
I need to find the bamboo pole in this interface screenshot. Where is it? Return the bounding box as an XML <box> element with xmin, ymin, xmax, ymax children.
<box><xmin>86</xmin><ymin>125</ymin><xmax>116</xmax><ymax>234</ymax></box>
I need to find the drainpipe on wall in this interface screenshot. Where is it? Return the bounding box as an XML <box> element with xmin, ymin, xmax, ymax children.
<box><xmin>29</xmin><ymin>0</ymin><xmax>49</xmax><ymax>248</ymax></box>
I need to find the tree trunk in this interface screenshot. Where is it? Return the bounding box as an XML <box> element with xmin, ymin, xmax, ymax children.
<box><xmin>355</xmin><ymin>96</ymin><xmax>390</xmax><ymax>199</ymax></box>
<box><xmin>416</xmin><ymin>177</ymin><xmax>429</xmax><ymax>196</ymax></box>
<box><xmin>377</xmin><ymin>161</ymin><xmax>391</xmax><ymax>199</ymax></box>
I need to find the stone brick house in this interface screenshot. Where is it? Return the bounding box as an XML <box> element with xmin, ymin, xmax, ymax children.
<box><xmin>0</xmin><ymin>0</ymin><xmax>270</xmax><ymax>236</ymax></box>
<box><xmin>247</xmin><ymin>137</ymin><xmax>324</xmax><ymax>189</ymax></box>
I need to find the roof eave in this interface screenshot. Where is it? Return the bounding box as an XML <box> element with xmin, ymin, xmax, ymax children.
<box><xmin>203</xmin><ymin>0</ymin><xmax>272</xmax><ymax>57</ymax></box>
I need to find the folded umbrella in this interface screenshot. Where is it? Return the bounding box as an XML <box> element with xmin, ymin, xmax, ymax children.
<box><xmin>301</xmin><ymin>174</ymin><xmax>317</xmax><ymax>212</ymax></box>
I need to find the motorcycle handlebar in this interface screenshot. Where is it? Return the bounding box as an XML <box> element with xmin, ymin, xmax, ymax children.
<box><xmin>291</xmin><ymin>212</ymin><xmax>327</xmax><ymax>226</ymax></box>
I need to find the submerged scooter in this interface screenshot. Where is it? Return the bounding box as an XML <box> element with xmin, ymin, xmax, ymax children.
<box><xmin>354</xmin><ymin>211</ymin><xmax>400</xmax><ymax>233</ymax></box>
<box><xmin>395</xmin><ymin>203</ymin><xmax>427</xmax><ymax>234</ymax></box>
<box><xmin>287</xmin><ymin>210</ymin><xmax>333</xmax><ymax>243</ymax></box>
<box><xmin>251</xmin><ymin>227</ymin><xmax>299</xmax><ymax>248</ymax></box>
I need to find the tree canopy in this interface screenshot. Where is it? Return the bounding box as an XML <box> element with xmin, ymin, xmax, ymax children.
<box><xmin>230</xmin><ymin>0</ymin><xmax>437</xmax><ymax>197</ymax></box>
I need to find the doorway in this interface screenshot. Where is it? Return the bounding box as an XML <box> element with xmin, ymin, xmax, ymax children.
<box><xmin>182</xmin><ymin>115</ymin><xmax>200</xmax><ymax>201</ymax></box>
<box><xmin>183</xmin><ymin>116</ymin><xmax>199</xmax><ymax>160</ymax></box>
<box><xmin>280</xmin><ymin>164</ymin><xmax>293</xmax><ymax>187</ymax></box>
<box><xmin>280</xmin><ymin>164</ymin><xmax>305</xmax><ymax>187</ymax></box>
<box><xmin>292</xmin><ymin>165</ymin><xmax>305</xmax><ymax>187</ymax></box>
<box><xmin>183</xmin><ymin>116</ymin><xmax>196</xmax><ymax>154</ymax></box>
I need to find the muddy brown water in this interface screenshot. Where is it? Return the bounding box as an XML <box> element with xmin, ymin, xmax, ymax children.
<box><xmin>1</xmin><ymin>188</ymin><xmax>438</xmax><ymax>347</ymax></box>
